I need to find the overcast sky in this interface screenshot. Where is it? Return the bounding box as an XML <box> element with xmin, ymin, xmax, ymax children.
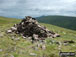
<box><xmin>0</xmin><ymin>0</ymin><xmax>76</xmax><ymax>18</ymax></box>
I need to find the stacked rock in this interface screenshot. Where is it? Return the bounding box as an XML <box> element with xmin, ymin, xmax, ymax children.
<box><xmin>7</xmin><ymin>16</ymin><xmax>60</xmax><ymax>40</ymax></box>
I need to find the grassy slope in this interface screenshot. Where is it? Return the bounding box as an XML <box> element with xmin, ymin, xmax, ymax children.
<box><xmin>37</xmin><ymin>15</ymin><xmax>76</xmax><ymax>30</ymax></box>
<box><xmin>0</xmin><ymin>16</ymin><xmax>76</xmax><ymax>57</ymax></box>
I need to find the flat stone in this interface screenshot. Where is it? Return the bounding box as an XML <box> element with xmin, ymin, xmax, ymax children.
<box><xmin>10</xmin><ymin>54</ymin><xmax>14</xmax><ymax>57</ymax></box>
<box><xmin>14</xmin><ymin>37</ymin><xmax>20</xmax><ymax>41</ymax></box>
<box><xmin>41</xmin><ymin>44</ymin><xmax>46</xmax><ymax>50</ymax></box>
<box><xmin>22</xmin><ymin>36</ymin><xmax>26</xmax><ymax>39</ymax></box>
<box><xmin>30</xmin><ymin>53</ymin><xmax>37</xmax><ymax>56</ymax></box>
<box><xmin>0</xmin><ymin>33</ymin><xmax>4</xmax><ymax>37</ymax></box>
<box><xmin>7</xmin><ymin>30</ymin><xmax>12</xmax><ymax>33</ymax></box>
<box><xmin>0</xmin><ymin>49</ymin><xmax>3</xmax><ymax>52</ymax></box>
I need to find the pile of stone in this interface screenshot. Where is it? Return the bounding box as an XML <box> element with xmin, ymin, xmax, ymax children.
<box><xmin>7</xmin><ymin>16</ymin><xmax>60</xmax><ymax>40</ymax></box>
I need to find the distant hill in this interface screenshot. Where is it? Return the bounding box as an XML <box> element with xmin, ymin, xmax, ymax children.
<box><xmin>37</xmin><ymin>16</ymin><xmax>76</xmax><ymax>30</ymax></box>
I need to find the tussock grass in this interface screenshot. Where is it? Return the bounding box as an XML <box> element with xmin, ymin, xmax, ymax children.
<box><xmin>0</xmin><ymin>17</ymin><xmax>76</xmax><ymax>57</ymax></box>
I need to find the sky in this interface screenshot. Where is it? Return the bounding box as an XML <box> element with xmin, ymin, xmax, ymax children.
<box><xmin>0</xmin><ymin>0</ymin><xmax>76</xmax><ymax>18</ymax></box>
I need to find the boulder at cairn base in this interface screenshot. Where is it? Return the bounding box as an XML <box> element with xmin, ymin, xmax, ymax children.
<box><xmin>7</xmin><ymin>16</ymin><xmax>60</xmax><ymax>40</ymax></box>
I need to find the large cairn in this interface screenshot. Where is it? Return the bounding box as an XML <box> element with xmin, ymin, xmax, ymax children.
<box><xmin>7</xmin><ymin>16</ymin><xmax>60</xmax><ymax>40</ymax></box>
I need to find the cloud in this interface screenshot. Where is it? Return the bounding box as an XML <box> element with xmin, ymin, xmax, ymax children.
<box><xmin>0</xmin><ymin>0</ymin><xmax>76</xmax><ymax>18</ymax></box>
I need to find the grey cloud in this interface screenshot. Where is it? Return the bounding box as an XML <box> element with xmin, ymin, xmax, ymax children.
<box><xmin>0</xmin><ymin>0</ymin><xmax>76</xmax><ymax>18</ymax></box>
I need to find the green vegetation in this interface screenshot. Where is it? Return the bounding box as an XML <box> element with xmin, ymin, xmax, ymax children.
<box><xmin>0</xmin><ymin>16</ymin><xmax>76</xmax><ymax>57</ymax></box>
<box><xmin>37</xmin><ymin>15</ymin><xmax>76</xmax><ymax>30</ymax></box>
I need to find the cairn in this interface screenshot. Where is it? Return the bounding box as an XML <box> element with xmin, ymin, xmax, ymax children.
<box><xmin>7</xmin><ymin>16</ymin><xmax>60</xmax><ymax>41</ymax></box>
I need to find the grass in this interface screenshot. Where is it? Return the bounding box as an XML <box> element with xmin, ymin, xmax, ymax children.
<box><xmin>0</xmin><ymin>16</ymin><xmax>76</xmax><ymax>57</ymax></box>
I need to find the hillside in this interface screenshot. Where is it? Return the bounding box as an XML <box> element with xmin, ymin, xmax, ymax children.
<box><xmin>37</xmin><ymin>15</ymin><xmax>76</xmax><ymax>30</ymax></box>
<box><xmin>0</xmin><ymin>16</ymin><xmax>76</xmax><ymax>57</ymax></box>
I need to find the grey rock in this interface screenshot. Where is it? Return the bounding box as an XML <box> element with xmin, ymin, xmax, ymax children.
<box><xmin>33</xmin><ymin>34</ymin><xmax>38</xmax><ymax>40</ymax></box>
<box><xmin>0</xmin><ymin>49</ymin><xmax>3</xmax><ymax>52</ymax></box>
<box><xmin>22</xmin><ymin>36</ymin><xmax>26</xmax><ymax>39</ymax></box>
<box><xmin>33</xmin><ymin>46</ymin><xmax>38</xmax><ymax>51</ymax></box>
<box><xmin>63</xmin><ymin>43</ymin><xmax>69</xmax><ymax>46</ymax></box>
<box><xmin>52</xmin><ymin>33</ymin><xmax>60</xmax><ymax>38</ymax></box>
<box><xmin>0</xmin><ymin>33</ymin><xmax>4</xmax><ymax>37</ymax></box>
<box><xmin>14</xmin><ymin>37</ymin><xmax>20</xmax><ymax>41</ymax></box>
<box><xmin>4</xmin><ymin>53</ymin><xmax>8</xmax><ymax>57</ymax></box>
<box><xmin>37</xmin><ymin>43</ymin><xmax>40</xmax><ymax>47</ymax></box>
<box><xmin>11</xmin><ymin>27</ymin><xmax>17</xmax><ymax>31</ymax></box>
<box><xmin>41</xmin><ymin>44</ymin><xmax>46</xmax><ymax>50</ymax></box>
<box><xmin>30</xmin><ymin>53</ymin><xmax>37</xmax><ymax>56</ymax></box>
<box><xmin>7</xmin><ymin>29</ymin><xmax>12</xmax><ymax>33</ymax></box>
<box><xmin>10</xmin><ymin>54</ymin><xmax>14</xmax><ymax>57</ymax></box>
